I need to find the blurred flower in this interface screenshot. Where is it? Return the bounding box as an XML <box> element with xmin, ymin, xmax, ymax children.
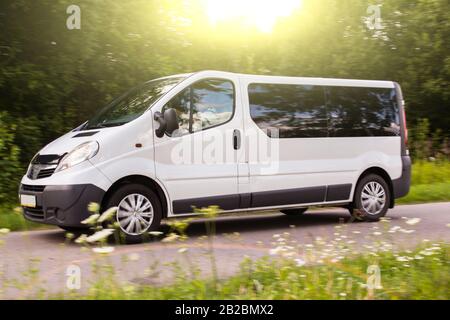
<box><xmin>295</xmin><ymin>258</ymin><xmax>306</xmax><ymax>266</ymax></box>
<box><xmin>86</xmin><ymin>229</ymin><xmax>114</xmax><ymax>243</ymax></box>
<box><xmin>98</xmin><ymin>207</ymin><xmax>117</xmax><ymax>223</ymax></box>
<box><xmin>405</xmin><ymin>218</ymin><xmax>421</xmax><ymax>225</ymax></box>
<box><xmin>162</xmin><ymin>233</ymin><xmax>180</xmax><ymax>243</ymax></box>
<box><xmin>65</xmin><ymin>232</ymin><xmax>74</xmax><ymax>240</ymax></box>
<box><xmin>92</xmin><ymin>246</ymin><xmax>115</xmax><ymax>254</ymax></box>
<box><xmin>75</xmin><ymin>234</ymin><xmax>88</xmax><ymax>244</ymax></box>
<box><xmin>88</xmin><ymin>202</ymin><xmax>100</xmax><ymax>213</ymax></box>
<box><xmin>127</xmin><ymin>253</ymin><xmax>140</xmax><ymax>261</ymax></box>
<box><xmin>81</xmin><ymin>214</ymin><xmax>100</xmax><ymax>225</ymax></box>
<box><xmin>396</xmin><ymin>256</ymin><xmax>409</xmax><ymax>262</ymax></box>
<box><xmin>148</xmin><ymin>231</ymin><xmax>163</xmax><ymax>236</ymax></box>
<box><xmin>0</xmin><ymin>228</ymin><xmax>10</xmax><ymax>235</ymax></box>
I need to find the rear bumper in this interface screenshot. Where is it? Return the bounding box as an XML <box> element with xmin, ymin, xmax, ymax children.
<box><xmin>392</xmin><ymin>155</ymin><xmax>411</xmax><ymax>199</ymax></box>
<box><xmin>19</xmin><ymin>184</ymin><xmax>105</xmax><ymax>227</ymax></box>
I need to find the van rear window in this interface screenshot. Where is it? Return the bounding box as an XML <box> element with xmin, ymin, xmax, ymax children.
<box><xmin>248</xmin><ymin>83</ymin><xmax>400</xmax><ymax>138</ymax></box>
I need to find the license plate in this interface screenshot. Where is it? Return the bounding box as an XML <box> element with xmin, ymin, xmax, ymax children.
<box><xmin>20</xmin><ymin>194</ymin><xmax>36</xmax><ymax>208</ymax></box>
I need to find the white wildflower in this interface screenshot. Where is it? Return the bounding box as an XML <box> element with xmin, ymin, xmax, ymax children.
<box><xmin>98</xmin><ymin>207</ymin><xmax>117</xmax><ymax>223</ymax></box>
<box><xmin>162</xmin><ymin>233</ymin><xmax>180</xmax><ymax>243</ymax></box>
<box><xmin>396</xmin><ymin>256</ymin><xmax>409</xmax><ymax>262</ymax></box>
<box><xmin>81</xmin><ymin>214</ymin><xmax>100</xmax><ymax>225</ymax></box>
<box><xmin>92</xmin><ymin>246</ymin><xmax>115</xmax><ymax>254</ymax></box>
<box><xmin>148</xmin><ymin>231</ymin><xmax>163</xmax><ymax>236</ymax></box>
<box><xmin>405</xmin><ymin>218</ymin><xmax>421</xmax><ymax>226</ymax></box>
<box><xmin>295</xmin><ymin>258</ymin><xmax>306</xmax><ymax>266</ymax></box>
<box><xmin>86</xmin><ymin>229</ymin><xmax>114</xmax><ymax>243</ymax></box>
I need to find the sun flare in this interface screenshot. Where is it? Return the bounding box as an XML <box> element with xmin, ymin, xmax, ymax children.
<box><xmin>206</xmin><ymin>0</ymin><xmax>302</xmax><ymax>33</ymax></box>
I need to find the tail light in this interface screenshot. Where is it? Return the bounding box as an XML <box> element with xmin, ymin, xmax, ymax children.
<box><xmin>402</xmin><ymin>102</ymin><xmax>408</xmax><ymax>146</ymax></box>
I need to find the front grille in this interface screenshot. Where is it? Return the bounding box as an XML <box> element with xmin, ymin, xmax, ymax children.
<box><xmin>27</xmin><ymin>153</ymin><xmax>61</xmax><ymax>180</ymax></box>
<box><xmin>36</xmin><ymin>168</ymin><xmax>56</xmax><ymax>179</ymax></box>
<box><xmin>24</xmin><ymin>206</ymin><xmax>45</xmax><ymax>220</ymax></box>
<box><xmin>22</xmin><ymin>184</ymin><xmax>46</xmax><ymax>192</ymax></box>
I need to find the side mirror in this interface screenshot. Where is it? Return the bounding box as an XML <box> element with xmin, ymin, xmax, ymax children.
<box><xmin>164</xmin><ymin>108</ymin><xmax>179</xmax><ymax>135</ymax></box>
<box><xmin>154</xmin><ymin>108</ymin><xmax>179</xmax><ymax>138</ymax></box>
<box><xmin>154</xmin><ymin>111</ymin><xmax>167</xmax><ymax>138</ymax></box>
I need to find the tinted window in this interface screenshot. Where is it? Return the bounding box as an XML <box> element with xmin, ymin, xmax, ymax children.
<box><xmin>86</xmin><ymin>77</ymin><xmax>185</xmax><ymax>130</ymax></box>
<box><xmin>163</xmin><ymin>79</ymin><xmax>234</xmax><ymax>136</ymax></box>
<box><xmin>327</xmin><ymin>86</ymin><xmax>400</xmax><ymax>137</ymax></box>
<box><xmin>249</xmin><ymin>84</ymin><xmax>327</xmax><ymax>138</ymax></box>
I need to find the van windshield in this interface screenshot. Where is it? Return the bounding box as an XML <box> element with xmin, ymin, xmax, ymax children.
<box><xmin>84</xmin><ymin>76</ymin><xmax>185</xmax><ymax>130</ymax></box>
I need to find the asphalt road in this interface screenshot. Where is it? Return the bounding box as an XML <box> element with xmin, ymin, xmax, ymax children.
<box><xmin>1</xmin><ymin>202</ymin><xmax>449</xmax><ymax>299</ymax></box>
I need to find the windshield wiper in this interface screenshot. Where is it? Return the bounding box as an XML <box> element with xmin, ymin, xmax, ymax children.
<box><xmin>86</xmin><ymin>122</ymin><xmax>128</xmax><ymax>129</ymax></box>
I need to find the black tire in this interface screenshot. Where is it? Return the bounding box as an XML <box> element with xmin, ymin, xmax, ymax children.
<box><xmin>350</xmin><ymin>174</ymin><xmax>391</xmax><ymax>222</ymax></box>
<box><xmin>281</xmin><ymin>207</ymin><xmax>308</xmax><ymax>216</ymax></box>
<box><xmin>105</xmin><ymin>183</ymin><xmax>163</xmax><ymax>244</ymax></box>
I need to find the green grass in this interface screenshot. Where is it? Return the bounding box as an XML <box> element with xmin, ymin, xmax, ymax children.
<box><xmin>0</xmin><ymin>206</ymin><xmax>49</xmax><ymax>231</ymax></box>
<box><xmin>53</xmin><ymin>243</ymin><xmax>449</xmax><ymax>300</ymax></box>
<box><xmin>398</xmin><ymin>160</ymin><xmax>450</xmax><ymax>204</ymax></box>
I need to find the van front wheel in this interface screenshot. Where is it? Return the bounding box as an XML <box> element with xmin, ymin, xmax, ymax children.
<box><xmin>106</xmin><ymin>184</ymin><xmax>162</xmax><ymax>244</ymax></box>
<box><xmin>350</xmin><ymin>174</ymin><xmax>390</xmax><ymax>222</ymax></box>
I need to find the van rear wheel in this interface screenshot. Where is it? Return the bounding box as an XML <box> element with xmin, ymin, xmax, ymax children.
<box><xmin>281</xmin><ymin>208</ymin><xmax>308</xmax><ymax>216</ymax></box>
<box><xmin>350</xmin><ymin>174</ymin><xmax>390</xmax><ymax>222</ymax></box>
<box><xmin>106</xmin><ymin>184</ymin><xmax>162</xmax><ymax>244</ymax></box>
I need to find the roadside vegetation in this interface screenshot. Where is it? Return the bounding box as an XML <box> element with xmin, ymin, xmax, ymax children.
<box><xmin>57</xmin><ymin>243</ymin><xmax>449</xmax><ymax>300</ymax></box>
<box><xmin>0</xmin><ymin>206</ymin><xmax>448</xmax><ymax>300</ymax></box>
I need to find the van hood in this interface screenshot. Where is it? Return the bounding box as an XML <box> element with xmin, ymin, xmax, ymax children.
<box><xmin>37</xmin><ymin>129</ymin><xmax>111</xmax><ymax>156</ymax></box>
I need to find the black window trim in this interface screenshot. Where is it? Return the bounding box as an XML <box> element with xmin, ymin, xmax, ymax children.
<box><xmin>163</xmin><ymin>77</ymin><xmax>236</xmax><ymax>137</ymax></box>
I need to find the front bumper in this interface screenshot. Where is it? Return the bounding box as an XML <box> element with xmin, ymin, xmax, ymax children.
<box><xmin>19</xmin><ymin>184</ymin><xmax>105</xmax><ymax>227</ymax></box>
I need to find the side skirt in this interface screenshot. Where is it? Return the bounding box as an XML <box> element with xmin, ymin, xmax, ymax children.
<box><xmin>172</xmin><ymin>184</ymin><xmax>352</xmax><ymax>215</ymax></box>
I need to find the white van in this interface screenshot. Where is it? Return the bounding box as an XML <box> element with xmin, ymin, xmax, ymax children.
<box><xmin>19</xmin><ymin>71</ymin><xmax>411</xmax><ymax>242</ymax></box>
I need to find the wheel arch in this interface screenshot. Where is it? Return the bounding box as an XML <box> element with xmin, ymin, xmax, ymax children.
<box><xmin>356</xmin><ymin>167</ymin><xmax>395</xmax><ymax>208</ymax></box>
<box><xmin>101</xmin><ymin>175</ymin><xmax>169</xmax><ymax>217</ymax></box>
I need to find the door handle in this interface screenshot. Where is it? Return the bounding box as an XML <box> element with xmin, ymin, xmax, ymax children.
<box><xmin>233</xmin><ymin>129</ymin><xmax>241</xmax><ymax>150</ymax></box>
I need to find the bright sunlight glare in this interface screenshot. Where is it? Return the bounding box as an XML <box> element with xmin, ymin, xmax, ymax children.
<box><xmin>206</xmin><ymin>0</ymin><xmax>303</xmax><ymax>33</ymax></box>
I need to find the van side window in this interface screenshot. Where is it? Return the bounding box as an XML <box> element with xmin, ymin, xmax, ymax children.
<box><xmin>248</xmin><ymin>83</ymin><xmax>327</xmax><ymax>138</ymax></box>
<box><xmin>327</xmin><ymin>87</ymin><xmax>400</xmax><ymax>137</ymax></box>
<box><xmin>163</xmin><ymin>79</ymin><xmax>234</xmax><ymax>136</ymax></box>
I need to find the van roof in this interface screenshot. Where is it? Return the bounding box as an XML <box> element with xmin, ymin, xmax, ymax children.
<box><xmin>196</xmin><ymin>70</ymin><xmax>395</xmax><ymax>88</ymax></box>
<box><xmin>154</xmin><ymin>71</ymin><xmax>395</xmax><ymax>89</ymax></box>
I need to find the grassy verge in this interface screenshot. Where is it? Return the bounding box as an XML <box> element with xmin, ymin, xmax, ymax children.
<box><xmin>55</xmin><ymin>243</ymin><xmax>449</xmax><ymax>300</ymax></box>
<box><xmin>0</xmin><ymin>206</ymin><xmax>49</xmax><ymax>231</ymax></box>
<box><xmin>398</xmin><ymin>160</ymin><xmax>450</xmax><ymax>204</ymax></box>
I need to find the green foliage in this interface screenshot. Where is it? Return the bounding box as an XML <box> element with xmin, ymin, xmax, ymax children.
<box><xmin>0</xmin><ymin>112</ymin><xmax>22</xmax><ymax>204</ymax></box>
<box><xmin>397</xmin><ymin>160</ymin><xmax>450</xmax><ymax>204</ymax></box>
<box><xmin>54</xmin><ymin>243</ymin><xmax>449</xmax><ymax>300</ymax></box>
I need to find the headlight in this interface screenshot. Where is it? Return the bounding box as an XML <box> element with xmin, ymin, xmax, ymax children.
<box><xmin>55</xmin><ymin>141</ymin><xmax>99</xmax><ymax>172</ymax></box>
